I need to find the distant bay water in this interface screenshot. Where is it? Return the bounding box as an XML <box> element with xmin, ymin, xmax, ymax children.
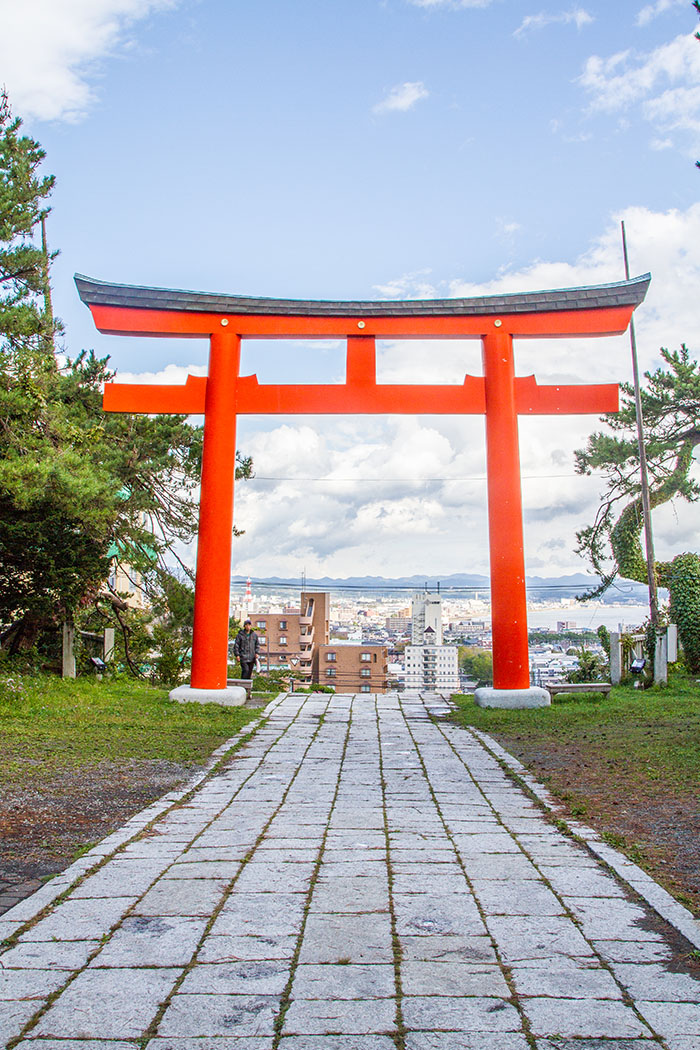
<box><xmin>526</xmin><ymin>605</ymin><xmax>651</xmax><ymax>633</ymax></box>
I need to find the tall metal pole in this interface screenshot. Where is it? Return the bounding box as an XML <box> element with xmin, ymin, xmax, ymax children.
<box><xmin>621</xmin><ymin>222</ymin><xmax>660</xmax><ymax>645</ymax></box>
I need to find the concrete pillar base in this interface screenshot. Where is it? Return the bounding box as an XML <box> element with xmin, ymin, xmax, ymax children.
<box><xmin>474</xmin><ymin>686</ymin><xmax>551</xmax><ymax>709</ymax></box>
<box><xmin>169</xmin><ymin>685</ymin><xmax>247</xmax><ymax>707</ymax></box>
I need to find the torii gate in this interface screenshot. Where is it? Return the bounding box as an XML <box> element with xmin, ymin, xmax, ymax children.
<box><xmin>76</xmin><ymin>272</ymin><xmax>650</xmax><ymax>707</ymax></box>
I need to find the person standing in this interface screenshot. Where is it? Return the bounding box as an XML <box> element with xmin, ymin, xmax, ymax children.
<box><xmin>233</xmin><ymin>619</ymin><xmax>260</xmax><ymax>679</ymax></box>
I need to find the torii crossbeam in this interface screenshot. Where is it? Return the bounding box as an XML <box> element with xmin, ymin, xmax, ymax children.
<box><xmin>76</xmin><ymin>272</ymin><xmax>650</xmax><ymax>706</ymax></box>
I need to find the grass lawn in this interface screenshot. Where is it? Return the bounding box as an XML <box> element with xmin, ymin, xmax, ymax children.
<box><xmin>451</xmin><ymin>672</ymin><xmax>700</xmax><ymax>914</ymax></box>
<box><xmin>0</xmin><ymin>674</ymin><xmax>263</xmax><ymax>889</ymax></box>
<box><xmin>0</xmin><ymin>674</ymin><xmax>261</xmax><ymax>782</ymax></box>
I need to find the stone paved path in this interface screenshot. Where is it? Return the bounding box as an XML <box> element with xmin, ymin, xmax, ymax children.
<box><xmin>2</xmin><ymin>691</ymin><xmax>700</xmax><ymax>1049</ymax></box>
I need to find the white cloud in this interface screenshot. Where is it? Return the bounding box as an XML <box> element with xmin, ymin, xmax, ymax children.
<box><xmin>372</xmin><ymin>81</ymin><xmax>429</xmax><ymax>115</ymax></box>
<box><xmin>0</xmin><ymin>0</ymin><xmax>178</xmax><ymax>122</ymax></box>
<box><xmin>579</xmin><ymin>33</ymin><xmax>700</xmax><ymax>153</ymax></box>
<box><xmin>373</xmin><ymin>270</ymin><xmax>438</xmax><ymax>299</ymax></box>
<box><xmin>636</xmin><ymin>0</ymin><xmax>686</xmax><ymax>28</ymax></box>
<box><xmin>514</xmin><ymin>8</ymin><xmax>594</xmax><ymax>37</ymax></box>
<box><xmin>133</xmin><ymin>205</ymin><xmax>700</xmax><ymax>579</ymax></box>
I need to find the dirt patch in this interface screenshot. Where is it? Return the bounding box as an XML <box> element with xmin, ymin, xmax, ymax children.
<box><xmin>0</xmin><ymin>759</ymin><xmax>199</xmax><ymax>911</ymax></box>
<box><xmin>492</xmin><ymin>732</ymin><xmax>700</xmax><ymax>918</ymax></box>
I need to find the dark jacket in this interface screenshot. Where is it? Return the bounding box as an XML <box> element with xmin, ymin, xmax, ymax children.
<box><xmin>234</xmin><ymin>628</ymin><xmax>260</xmax><ymax>662</ymax></box>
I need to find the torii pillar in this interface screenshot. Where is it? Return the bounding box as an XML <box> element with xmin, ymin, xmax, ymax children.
<box><xmin>76</xmin><ymin>272</ymin><xmax>650</xmax><ymax>708</ymax></box>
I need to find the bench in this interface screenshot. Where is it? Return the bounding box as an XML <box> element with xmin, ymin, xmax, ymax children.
<box><xmin>547</xmin><ymin>682</ymin><xmax>611</xmax><ymax>697</ymax></box>
<box><xmin>227</xmin><ymin>678</ymin><xmax>254</xmax><ymax>696</ymax></box>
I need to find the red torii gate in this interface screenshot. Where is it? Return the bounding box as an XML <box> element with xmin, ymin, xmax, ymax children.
<box><xmin>76</xmin><ymin>272</ymin><xmax>650</xmax><ymax>705</ymax></box>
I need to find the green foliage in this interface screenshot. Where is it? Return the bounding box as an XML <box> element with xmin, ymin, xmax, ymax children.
<box><xmin>458</xmin><ymin>645</ymin><xmax>493</xmax><ymax>686</ymax></box>
<box><xmin>596</xmin><ymin>624</ymin><xmax>610</xmax><ymax>657</ymax></box>
<box><xmin>0</xmin><ymin>98</ymin><xmax>254</xmax><ymax>668</ymax></box>
<box><xmin>0</xmin><ymin>91</ymin><xmax>57</xmax><ymax>356</ymax></box>
<box><xmin>574</xmin><ymin>345</ymin><xmax>700</xmax><ymax>672</ymax></box>
<box><xmin>669</xmin><ymin>552</ymin><xmax>700</xmax><ymax>673</ymax></box>
<box><xmin>565</xmin><ymin>645</ymin><xmax>608</xmax><ymax>683</ymax></box>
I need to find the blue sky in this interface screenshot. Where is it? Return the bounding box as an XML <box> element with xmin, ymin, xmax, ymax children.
<box><xmin>3</xmin><ymin>0</ymin><xmax>700</xmax><ymax>581</ymax></box>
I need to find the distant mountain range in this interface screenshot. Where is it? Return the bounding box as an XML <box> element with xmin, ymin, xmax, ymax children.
<box><xmin>231</xmin><ymin>572</ymin><xmax>653</xmax><ymax>603</ymax></box>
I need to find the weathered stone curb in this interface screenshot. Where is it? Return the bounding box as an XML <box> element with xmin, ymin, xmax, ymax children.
<box><xmin>0</xmin><ymin>694</ymin><xmax>283</xmax><ymax>942</ymax></box>
<box><xmin>469</xmin><ymin>725</ymin><xmax>700</xmax><ymax>952</ymax></box>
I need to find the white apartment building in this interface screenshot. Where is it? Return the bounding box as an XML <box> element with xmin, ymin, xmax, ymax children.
<box><xmin>405</xmin><ymin>592</ymin><xmax>460</xmax><ymax>693</ymax></box>
<box><xmin>411</xmin><ymin>592</ymin><xmax>443</xmax><ymax>645</ymax></box>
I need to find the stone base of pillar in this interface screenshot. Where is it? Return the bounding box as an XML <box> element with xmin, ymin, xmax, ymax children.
<box><xmin>169</xmin><ymin>685</ymin><xmax>247</xmax><ymax>707</ymax></box>
<box><xmin>474</xmin><ymin>686</ymin><xmax>551</xmax><ymax>709</ymax></box>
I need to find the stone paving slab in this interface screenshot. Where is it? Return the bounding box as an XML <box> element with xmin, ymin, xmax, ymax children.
<box><xmin>1</xmin><ymin>689</ymin><xmax>700</xmax><ymax>1049</ymax></box>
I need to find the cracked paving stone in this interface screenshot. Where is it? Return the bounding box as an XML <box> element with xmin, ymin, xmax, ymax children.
<box><xmin>393</xmin><ymin>895</ymin><xmax>486</xmax><ymax>937</ymax></box>
<box><xmin>404</xmin><ymin>1034</ymin><xmax>531</xmax><ymax>1049</ymax></box>
<box><xmin>0</xmin><ymin>967</ymin><xmax>66</xmax><ymax>1000</ymax></box>
<box><xmin>157</xmin><ymin>993</ymin><xmax>280</xmax><ymax>1037</ymax></box>
<box><xmin>70</xmin><ymin>861</ymin><xmax>169</xmax><ymax>898</ymax></box>
<box><xmin>18</xmin><ymin>895</ymin><xmax>138</xmax><ymax>942</ymax></box>
<box><xmin>564</xmin><ymin>898</ymin><xmax>662</xmax><ymax>941</ymax></box>
<box><xmin>484</xmin><ymin>915</ymin><xmax>595</xmax><ymax>963</ymax></box>
<box><xmin>146</xmin><ymin>1041</ymin><xmax>273</xmax><ymax>1049</ymax></box>
<box><xmin>0</xmin><ymin>939</ymin><xmax>100</xmax><ymax>970</ymax></box>
<box><xmin>402</xmin><ymin>995</ymin><xmax>523</xmax><ymax>1033</ymax></box>
<box><xmin>470</xmin><ymin>879</ymin><xmax>565</xmax><ymax>917</ymax></box>
<box><xmin>537</xmin><ymin>866</ymin><xmax>628</xmax><ymax>898</ymax></box>
<box><xmin>32</xmin><ymin>967</ymin><xmax>180</xmax><ymax>1039</ymax></box>
<box><xmin>90</xmin><ymin>913</ymin><xmax>208</xmax><ymax>967</ymax></box>
<box><xmin>298</xmin><ymin>913</ymin><xmax>392</xmax><ymax>964</ymax></box>
<box><xmin>132</xmin><ymin>878</ymin><xmax>228</xmax><ymax>915</ymax></box>
<box><xmin>510</xmin><ymin>961</ymin><xmax>623</xmax><ymax>999</ymax></box>
<box><xmin>401</xmin><ymin>961</ymin><xmax>511</xmax><ymax>997</ymax></box>
<box><xmin>0</xmin><ymin>1000</ymin><xmax>43</xmax><ymax>1045</ymax></box>
<box><xmin>14</xmin><ymin>1042</ymin><xmax>138</xmax><ymax>1050</ymax></box>
<box><xmin>520</xmin><ymin>997</ymin><xmax>652</xmax><ymax>1038</ymax></box>
<box><xmin>198</xmin><ymin>934</ymin><xmax>298</xmax><ymax>962</ymax></box>
<box><xmin>278</xmin><ymin>1036</ymin><xmax>396</xmax><ymax>1049</ymax></box>
<box><xmin>591</xmin><ymin>938</ymin><xmax>674</xmax><ymax>964</ymax></box>
<box><xmin>398</xmin><ymin>934</ymin><xmax>499</xmax><ymax>964</ymax></box>
<box><xmin>635</xmin><ymin>1000</ymin><xmax>700</xmax><ymax>1036</ymax></box>
<box><xmin>281</xmin><ymin>996</ymin><xmax>396</xmax><ymax>1035</ymax></box>
<box><xmin>179</xmin><ymin>960</ymin><xmax>291</xmax><ymax>996</ymax></box>
<box><xmin>290</xmin><ymin>962</ymin><xmax>395</xmax><ymax>999</ymax></box>
<box><xmin>611</xmin><ymin>962</ymin><xmax>700</xmax><ymax>1001</ymax></box>
<box><xmin>534</xmin><ymin>1041</ymin><xmax>659</xmax><ymax>1050</ymax></box>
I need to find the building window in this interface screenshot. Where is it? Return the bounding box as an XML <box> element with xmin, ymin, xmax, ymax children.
<box><xmin>326</xmin><ymin>652</ymin><xmax>337</xmax><ymax>662</ymax></box>
<box><xmin>256</xmin><ymin>620</ymin><xmax>266</xmax><ymax>629</ymax></box>
<box><xmin>279</xmin><ymin>636</ymin><xmax>287</xmax><ymax>645</ymax></box>
<box><xmin>361</xmin><ymin>668</ymin><xmax>371</xmax><ymax>677</ymax></box>
<box><xmin>279</xmin><ymin>620</ymin><xmax>287</xmax><ymax>630</ymax></box>
<box><xmin>361</xmin><ymin>653</ymin><xmax>371</xmax><ymax>661</ymax></box>
<box><xmin>326</xmin><ymin>668</ymin><xmax>336</xmax><ymax>678</ymax></box>
<box><xmin>360</xmin><ymin>684</ymin><xmax>371</xmax><ymax>692</ymax></box>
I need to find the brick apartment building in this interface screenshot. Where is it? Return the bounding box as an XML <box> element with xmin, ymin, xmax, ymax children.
<box><xmin>245</xmin><ymin>592</ymin><xmax>330</xmax><ymax>687</ymax></box>
<box><xmin>242</xmin><ymin>591</ymin><xmax>388</xmax><ymax>692</ymax></box>
<box><xmin>314</xmin><ymin>644</ymin><xmax>389</xmax><ymax>694</ymax></box>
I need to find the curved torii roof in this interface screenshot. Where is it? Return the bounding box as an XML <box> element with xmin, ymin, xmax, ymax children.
<box><xmin>75</xmin><ymin>272</ymin><xmax>651</xmax><ymax>319</ymax></box>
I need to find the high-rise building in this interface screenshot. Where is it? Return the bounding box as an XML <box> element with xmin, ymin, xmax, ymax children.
<box><xmin>405</xmin><ymin>591</ymin><xmax>460</xmax><ymax>693</ymax></box>
<box><xmin>411</xmin><ymin>592</ymin><xmax>443</xmax><ymax>645</ymax></box>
